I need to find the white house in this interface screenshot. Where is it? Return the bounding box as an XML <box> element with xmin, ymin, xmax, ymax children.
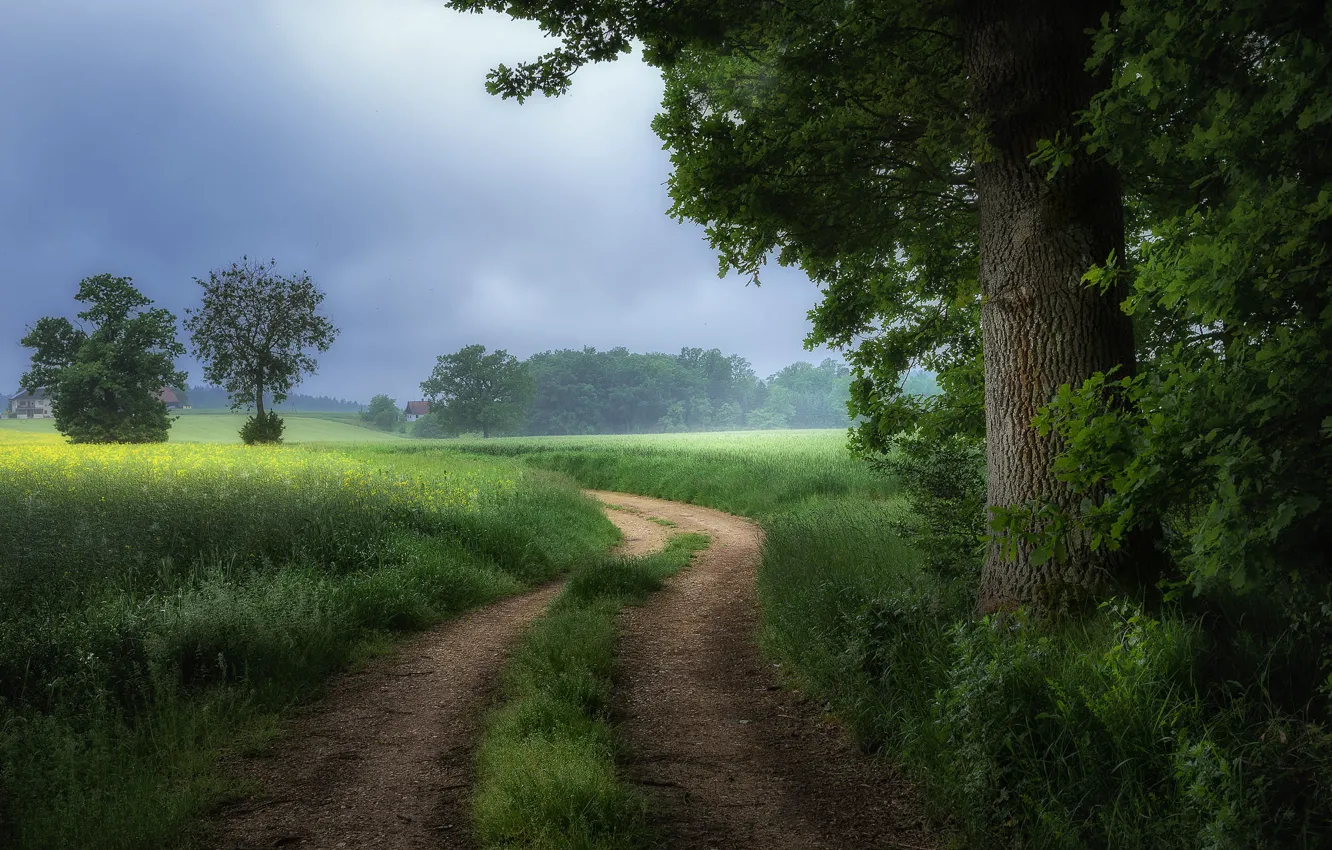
<box><xmin>404</xmin><ymin>400</ymin><xmax>430</xmax><ymax>422</ymax></box>
<box><xmin>7</xmin><ymin>387</ymin><xmax>53</xmax><ymax>418</ymax></box>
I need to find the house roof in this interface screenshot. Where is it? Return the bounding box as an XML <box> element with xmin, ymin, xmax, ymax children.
<box><xmin>159</xmin><ymin>387</ymin><xmax>180</xmax><ymax>404</ymax></box>
<box><xmin>8</xmin><ymin>387</ymin><xmax>48</xmax><ymax>401</ymax></box>
<box><xmin>405</xmin><ymin>401</ymin><xmax>430</xmax><ymax>415</ymax></box>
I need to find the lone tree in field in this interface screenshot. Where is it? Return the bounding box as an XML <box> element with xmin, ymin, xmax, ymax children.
<box><xmin>362</xmin><ymin>393</ymin><xmax>402</xmax><ymax>432</ymax></box>
<box><xmin>184</xmin><ymin>258</ymin><xmax>338</xmax><ymax>443</ymax></box>
<box><xmin>420</xmin><ymin>344</ymin><xmax>534</xmax><ymax>438</ymax></box>
<box><xmin>21</xmin><ymin>274</ymin><xmax>186</xmax><ymax>443</ymax></box>
<box><xmin>447</xmin><ymin>0</ymin><xmax>1154</xmax><ymax>614</ymax></box>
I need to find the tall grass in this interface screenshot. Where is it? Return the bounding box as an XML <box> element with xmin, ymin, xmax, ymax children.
<box><xmin>456</xmin><ymin>430</ymin><xmax>1332</xmax><ymax>849</ymax></box>
<box><xmin>0</xmin><ymin>442</ymin><xmax>617</xmax><ymax>849</ymax></box>
<box><xmin>473</xmin><ymin>535</ymin><xmax>708</xmax><ymax>850</ymax></box>
<box><xmin>447</xmin><ymin>430</ymin><xmax>895</xmax><ymax>518</ymax></box>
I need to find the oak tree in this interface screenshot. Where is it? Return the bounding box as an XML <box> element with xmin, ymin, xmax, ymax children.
<box><xmin>21</xmin><ymin>274</ymin><xmax>186</xmax><ymax>443</ymax></box>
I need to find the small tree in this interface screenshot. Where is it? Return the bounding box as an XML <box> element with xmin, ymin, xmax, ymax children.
<box><xmin>184</xmin><ymin>258</ymin><xmax>338</xmax><ymax>443</ymax></box>
<box><xmin>420</xmin><ymin>344</ymin><xmax>534</xmax><ymax>438</ymax></box>
<box><xmin>21</xmin><ymin>274</ymin><xmax>186</xmax><ymax>443</ymax></box>
<box><xmin>362</xmin><ymin>394</ymin><xmax>401</xmax><ymax>431</ymax></box>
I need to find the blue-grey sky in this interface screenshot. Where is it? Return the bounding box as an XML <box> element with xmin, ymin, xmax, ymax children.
<box><xmin>0</xmin><ymin>0</ymin><xmax>834</xmax><ymax>405</ymax></box>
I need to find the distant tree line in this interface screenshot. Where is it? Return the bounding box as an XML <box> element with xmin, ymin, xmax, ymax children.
<box><xmin>181</xmin><ymin>385</ymin><xmax>361</xmax><ymax>412</ymax></box>
<box><xmin>409</xmin><ymin>343</ymin><xmax>940</xmax><ymax>438</ymax></box>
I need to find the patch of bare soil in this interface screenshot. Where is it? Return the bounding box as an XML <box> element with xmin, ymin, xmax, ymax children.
<box><xmin>590</xmin><ymin>491</ymin><xmax>938</xmax><ymax>850</ymax></box>
<box><xmin>601</xmin><ymin>501</ymin><xmax>675</xmax><ymax>557</ymax></box>
<box><xmin>209</xmin><ymin>582</ymin><xmax>561</xmax><ymax>850</ymax></box>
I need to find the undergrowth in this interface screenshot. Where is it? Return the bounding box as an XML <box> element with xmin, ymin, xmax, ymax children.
<box><xmin>472</xmin><ymin>533</ymin><xmax>708</xmax><ymax>850</ymax></box>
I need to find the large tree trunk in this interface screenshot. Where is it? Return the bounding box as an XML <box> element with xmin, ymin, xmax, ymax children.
<box><xmin>961</xmin><ymin>0</ymin><xmax>1146</xmax><ymax>615</ymax></box>
<box><xmin>256</xmin><ymin>381</ymin><xmax>265</xmax><ymax>418</ymax></box>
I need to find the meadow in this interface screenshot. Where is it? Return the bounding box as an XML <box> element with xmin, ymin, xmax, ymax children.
<box><xmin>0</xmin><ymin>413</ymin><xmax>404</xmax><ymax>444</ymax></box>
<box><xmin>0</xmin><ymin>434</ymin><xmax>616</xmax><ymax>848</ymax></box>
<box><xmin>2</xmin><ymin>425</ymin><xmax>1327</xmax><ymax>848</ymax></box>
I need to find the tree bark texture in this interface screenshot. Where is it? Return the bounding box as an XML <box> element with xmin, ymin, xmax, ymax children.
<box><xmin>961</xmin><ymin>0</ymin><xmax>1143</xmax><ymax>614</ymax></box>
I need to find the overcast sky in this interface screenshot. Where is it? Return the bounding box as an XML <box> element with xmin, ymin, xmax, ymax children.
<box><xmin>0</xmin><ymin>0</ymin><xmax>835</xmax><ymax>405</ymax></box>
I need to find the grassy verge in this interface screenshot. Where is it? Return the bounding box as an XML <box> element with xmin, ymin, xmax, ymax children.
<box><xmin>432</xmin><ymin>432</ymin><xmax>1332</xmax><ymax>849</ymax></box>
<box><xmin>473</xmin><ymin>534</ymin><xmax>708</xmax><ymax>850</ymax></box>
<box><xmin>0</xmin><ymin>443</ymin><xmax>617</xmax><ymax>849</ymax></box>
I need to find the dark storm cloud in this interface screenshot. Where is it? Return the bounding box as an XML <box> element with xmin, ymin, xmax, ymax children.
<box><xmin>0</xmin><ymin>0</ymin><xmax>833</xmax><ymax>405</ymax></box>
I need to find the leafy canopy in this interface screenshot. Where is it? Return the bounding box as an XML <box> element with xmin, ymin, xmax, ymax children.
<box><xmin>183</xmin><ymin>258</ymin><xmax>339</xmax><ymax>421</ymax></box>
<box><xmin>448</xmin><ymin>0</ymin><xmax>982</xmax><ymax>451</ymax></box>
<box><xmin>20</xmin><ymin>274</ymin><xmax>186</xmax><ymax>443</ymax></box>
<box><xmin>362</xmin><ymin>394</ymin><xmax>402</xmax><ymax>432</ymax></box>
<box><xmin>420</xmin><ymin>344</ymin><xmax>535</xmax><ymax>438</ymax></box>
<box><xmin>1034</xmin><ymin>0</ymin><xmax>1332</xmax><ymax>594</ymax></box>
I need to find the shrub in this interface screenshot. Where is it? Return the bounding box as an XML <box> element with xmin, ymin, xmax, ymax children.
<box><xmin>239</xmin><ymin>411</ymin><xmax>284</xmax><ymax>444</ymax></box>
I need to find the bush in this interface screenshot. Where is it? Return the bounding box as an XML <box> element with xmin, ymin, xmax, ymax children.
<box><xmin>411</xmin><ymin>414</ymin><xmax>446</xmax><ymax>439</ymax></box>
<box><xmin>239</xmin><ymin>411</ymin><xmax>284</xmax><ymax>444</ymax></box>
<box><xmin>760</xmin><ymin>493</ymin><xmax>1332</xmax><ymax>848</ymax></box>
<box><xmin>881</xmin><ymin>430</ymin><xmax>985</xmax><ymax>582</ymax></box>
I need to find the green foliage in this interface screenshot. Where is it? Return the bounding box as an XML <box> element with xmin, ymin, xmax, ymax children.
<box><xmin>239</xmin><ymin>410</ymin><xmax>285</xmax><ymax>445</ymax></box>
<box><xmin>411</xmin><ymin>413</ymin><xmax>447</xmax><ymax>439</ymax></box>
<box><xmin>19</xmin><ymin>274</ymin><xmax>186</xmax><ymax>443</ymax></box>
<box><xmin>184</xmin><ymin>257</ymin><xmax>339</xmax><ymax>421</ymax></box>
<box><xmin>0</xmin><ymin>443</ymin><xmax>617</xmax><ymax>847</ymax></box>
<box><xmin>1027</xmin><ymin>1</ymin><xmax>1332</xmax><ymax>599</ymax></box>
<box><xmin>523</xmin><ymin>346</ymin><xmax>855</xmax><ymax>435</ymax></box>
<box><xmin>421</xmin><ymin>344</ymin><xmax>535</xmax><ymax>438</ymax></box>
<box><xmin>880</xmin><ymin>430</ymin><xmax>986</xmax><ymax>582</ymax></box>
<box><xmin>473</xmin><ymin>535</ymin><xmax>707</xmax><ymax>849</ymax></box>
<box><xmin>361</xmin><ymin>393</ymin><xmax>402</xmax><ymax>432</ymax></box>
<box><xmin>447</xmin><ymin>0</ymin><xmax>982</xmax><ymax>463</ymax></box>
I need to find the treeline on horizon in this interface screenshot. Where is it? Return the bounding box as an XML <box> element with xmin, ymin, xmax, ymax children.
<box><xmin>176</xmin><ymin>386</ymin><xmax>363</xmax><ymax>412</ymax></box>
<box><xmin>521</xmin><ymin>346</ymin><xmax>932</xmax><ymax>435</ymax></box>
<box><xmin>179</xmin><ymin>346</ymin><xmax>940</xmax><ymax>436</ymax></box>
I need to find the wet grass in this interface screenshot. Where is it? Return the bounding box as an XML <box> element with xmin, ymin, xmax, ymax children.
<box><xmin>473</xmin><ymin>534</ymin><xmax>708</xmax><ymax>850</ymax></box>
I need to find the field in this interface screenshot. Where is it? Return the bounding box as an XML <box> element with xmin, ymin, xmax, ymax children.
<box><xmin>0</xmin><ymin>414</ymin><xmax>404</xmax><ymax>444</ymax></box>
<box><xmin>0</xmin><ymin>436</ymin><xmax>616</xmax><ymax>848</ymax></box>
<box><xmin>2</xmin><ymin>427</ymin><xmax>1327</xmax><ymax>848</ymax></box>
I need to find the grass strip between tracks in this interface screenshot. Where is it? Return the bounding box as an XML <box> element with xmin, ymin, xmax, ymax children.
<box><xmin>472</xmin><ymin>532</ymin><xmax>709</xmax><ymax>850</ymax></box>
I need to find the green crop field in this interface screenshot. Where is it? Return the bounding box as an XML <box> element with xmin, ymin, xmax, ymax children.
<box><xmin>0</xmin><ymin>414</ymin><xmax>405</xmax><ymax>444</ymax></box>
<box><xmin>0</xmin><ymin>437</ymin><xmax>616</xmax><ymax>848</ymax></box>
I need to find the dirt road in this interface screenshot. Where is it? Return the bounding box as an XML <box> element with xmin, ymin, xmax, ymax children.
<box><xmin>209</xmin><ymin>583</ymin><xmax>561</xmax><ymax>850</ymax></box>
<box><xmin>592</xmin><ymin>491</ymin><xmax>935</xmax><ymax>850</ymax></box>
<box><xmin>212</xmin><ymin>492</ymin><xmax>932</xmax><ymax>850</ymax></box>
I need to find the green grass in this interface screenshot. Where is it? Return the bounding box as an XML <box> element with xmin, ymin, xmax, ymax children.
<box><xmin>445</xmin><ymin>429</ymin><xmax>897</xmax><ymax>518</ymax></box>
<box><xmin>0</xmin><ymin>414</ymin><xmax>404</xmax><ymax>444</ymax></box>
<box><xmin>473</xmin><ymin>534</ymin><xmax>708</xmax><ymax>850</ymax></box>
<box><xmin>434</xmin><ymin>430</ymin><xmax>1332</xmax><ymax>849</ymax></box>
<box><xmin>0</xmin><ymin>441</ymin><xmax>618</xmax><ymax>849</ymax></box>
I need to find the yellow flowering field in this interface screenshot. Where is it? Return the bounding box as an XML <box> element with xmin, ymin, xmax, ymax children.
<box><xmin>0</xmin><ymin>442</ymin><xmax>526</xmax><ymax>611</ymax></box>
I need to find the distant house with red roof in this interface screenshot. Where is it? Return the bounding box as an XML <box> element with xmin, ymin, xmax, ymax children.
<box><xmin>158</xmin><ymin>388</ymin><xmax>183</xmax><ymax>410</ymax></box>
<box><xmin>404</xmin><ymin>401</ymin><xmax>430</xmax><ymax>422</ymax></box>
